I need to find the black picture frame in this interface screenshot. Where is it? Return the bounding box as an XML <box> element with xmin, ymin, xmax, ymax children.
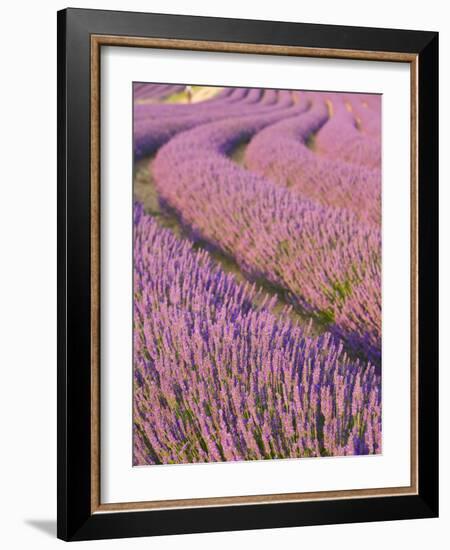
<box><xmin>57</xmin><ymin>7</ymin><xmax>438</xmax><ymax>542</ymax></box>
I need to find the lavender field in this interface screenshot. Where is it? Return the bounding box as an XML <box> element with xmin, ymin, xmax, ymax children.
<box><xmin>133</xmin><ymin>83</ymin><xmax>382</xmax><ymax>466</ymax></box>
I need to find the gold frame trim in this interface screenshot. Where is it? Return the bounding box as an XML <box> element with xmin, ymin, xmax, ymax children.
<box><xmin>90</xmin><ymin>35</ymin><xmax>419</xmax><ymax>514</ymax></box>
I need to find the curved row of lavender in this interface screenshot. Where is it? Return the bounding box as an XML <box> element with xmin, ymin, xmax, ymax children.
<box><xmin>244</xmin><ymin>95</ymin><xmax>381</xmax><ymax>225</ymax></box>
<box><xmin>134</xmin><ymin>204</ymin><xmax>381</xmax><ymax>464</ymax></box>
<box><xmin>152</xmin><ymin>96</ymin><xmax>381</xmax><ymax>365</ymax></box>
<box><xmin>133</xmin><ymin>83</ymin><xmax>185</xmax><ymax>102</ymax></box>
<box><xmin>134</xmin><ymin>88</ymin><xmax>302</xmax><ymax>159</ymax></box>
<box><xmin>133</xmin><ymin>85</ymin><xmax>382</xmax><ymax>465</ymax></box>
<box><xmin>341</xmin><ymin>93</ymin><xmax>381</xmax><ymax>139</ymax></box>
<box><xmin>314</xmin><ymin>94</ymin><xmax>381</xmax><ymax>171</ymax></box>
<box><xmin>134</xmin><ymin>86</ymin><xmax>281</xmax><ymax>121</ymax></box>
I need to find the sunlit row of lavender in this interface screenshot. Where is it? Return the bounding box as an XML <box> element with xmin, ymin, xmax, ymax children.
<box><xmin>133</xmin><ymin>83</ymin><xmax>382</xmax><ymax>465</ymax></box>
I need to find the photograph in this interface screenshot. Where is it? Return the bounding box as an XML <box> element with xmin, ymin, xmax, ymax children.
<box><xmin>53</xmin><ymin>6</ymin><xmax>439</xmax><ymax>541</ymax></box>
<box><xmin>132</xmin><ymin>83</ymin><xmax>382</xmax><ymax>466</ymax></box>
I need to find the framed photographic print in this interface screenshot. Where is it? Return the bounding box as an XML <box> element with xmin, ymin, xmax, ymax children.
<box><xmin>57</xmin><ymin>8</ymin><xmax>438</xmax><ymax>541</ymax></box>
